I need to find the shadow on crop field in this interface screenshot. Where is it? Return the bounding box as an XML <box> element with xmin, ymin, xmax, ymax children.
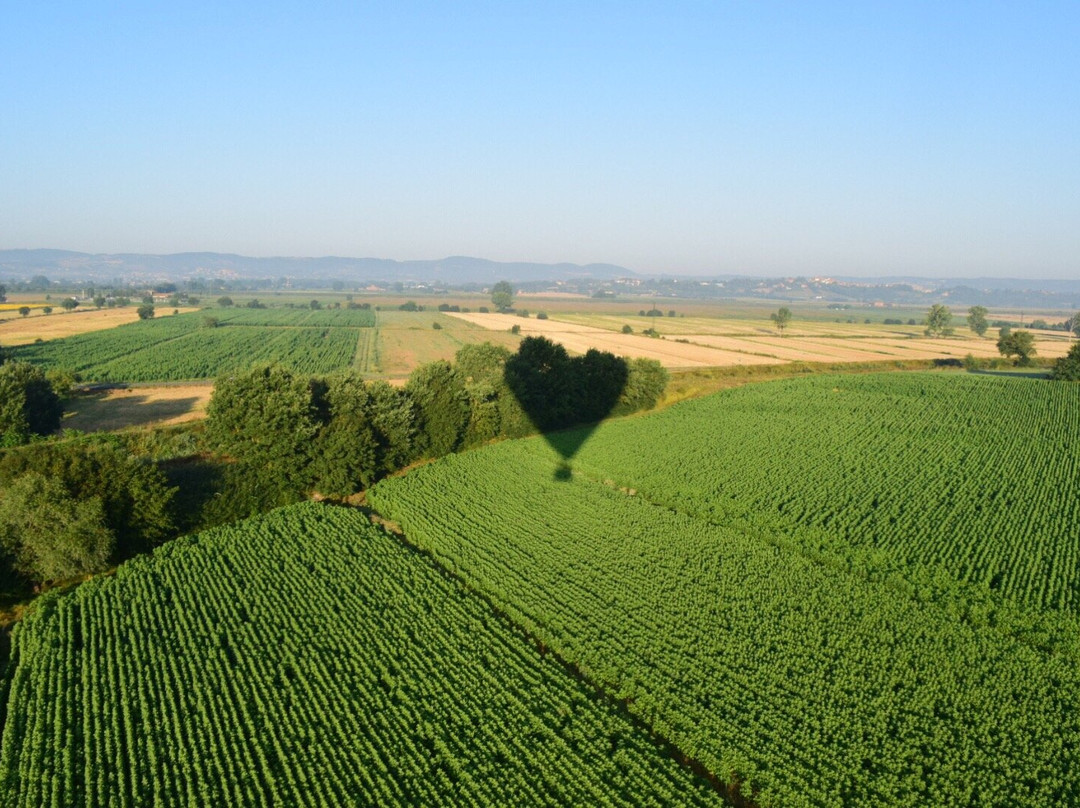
<box><xmin>504</xmin><ymin>336</ymin><xmax>628</xmax><ymax>481</ymax></box>
<box><xmin>63</xmin><ymin>392</ymin><xmax>206</xmax><ymax>432</ymax></box>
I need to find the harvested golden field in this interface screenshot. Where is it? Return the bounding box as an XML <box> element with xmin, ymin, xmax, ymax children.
<box><xmin>449</xmin><ymin>312</ymin><xmax>1076</xmax><ymax>368</ymax></box>
<box><xmin>62</xmin><ymin>383</ymin><xmax>214</xmax><ymax>432</ymax></box>
<box><xmin>0</xmin><ymin>307</ymin><xmax>199</xmax><ymax>345</ymax></box>
<box><xmin>446</xmin><ymin>312</ymin><xmax>779</xmax><ymax>368</ymax></box>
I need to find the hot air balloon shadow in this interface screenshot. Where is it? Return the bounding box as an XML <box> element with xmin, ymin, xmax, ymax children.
<box><xmin>504</xmin><ymin>336</ymin><xmax>628</xmax><ymax>481</ymax></box>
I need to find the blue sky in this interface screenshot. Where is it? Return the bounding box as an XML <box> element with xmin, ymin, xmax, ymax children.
<box><xmin>3</xmin><ymin>2</ymin><xmax>1078</xmax><ymax>277</ymax></box>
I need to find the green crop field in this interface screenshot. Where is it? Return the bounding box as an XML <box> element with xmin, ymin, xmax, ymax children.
<box><xmin>0</xmin><ymin>504</ymin><xmax>723</xmax><ymax>807</ymax></box>
<box><xmin>565</xmin><ymin>372</ymin><xmax>1080</xmax><ymax>615</ymax></box>
<box><xmin>11</xmin><ymin>309</ymin><xmax>377</xmax><ymax>382</ymax></box>
<box><xmin>368</xmin><ymin>372</ymin><xmax>1080</xmax><ymax>806</ymax></box>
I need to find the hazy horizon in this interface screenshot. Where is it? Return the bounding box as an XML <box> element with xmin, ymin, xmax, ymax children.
<box><xmin>3</xmin><ymin>3</ymin><xmax>1078</xmax><ymax>279</ymax></box>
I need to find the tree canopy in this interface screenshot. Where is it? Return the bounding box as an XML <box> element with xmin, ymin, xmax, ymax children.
<box><xmin>967</xmin><ymin>306</ymin><xmax>989</xmax><ymax>337</ymax></box>
<box><xmin>0</xmin><ymin>473</ymin><xmax>113</xmax><ymax>582</ymax></box>
<box><xmin>924</xmin><ymin>304</ymin><xmax>953</xmax><ymax>337</ymax></box>
<box><xmin>491</xmin><ymin>280</ymin><xmax>514</xmax><ymax>312</ymax></box>
<box><xmin>997</xmin><ymin>330</ymin><xmax>1037</xmax><ymax>366</ymax></box>
<box><xmin>0</xmin><ymin>362</ymin><xmax>63</xmax><ymax>446</ymax></box>
<box><xmin>1050</xmin><ymin>342</ymin><xmax>1080</xmax><ymax>381</ymax></box>
<box><xmin>770</xmin><ymin>307</ymin><xmax>792</xmax><ymax>335</ymax></box>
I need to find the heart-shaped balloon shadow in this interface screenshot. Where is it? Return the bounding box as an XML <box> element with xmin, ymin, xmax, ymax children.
<box><xmin>504</xmin><ymin>337</ymin><xmax>628</xmax><ymax>480</ymax></box>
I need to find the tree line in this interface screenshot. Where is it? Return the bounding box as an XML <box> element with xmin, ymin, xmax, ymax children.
<box><xmin>204</xmin><ymin>338</ymin><xmax>668</xmax><ymax>511</ymax></box>
<box><xmin>0</xmin><ymin>337</ymin><xmax>665</xmax><ymax>589</ymax></box>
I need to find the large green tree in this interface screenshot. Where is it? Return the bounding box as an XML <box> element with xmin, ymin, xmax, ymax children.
<box><xmin>0</xmin><ymin>441</ymin><xmax>176</xmax><ymax>558</ymax></box>
<box><xmin>1070</xmin><ymin>312</ymin><xmax>1080</xmax><ymax>339</ymax></box>
<box><xmin>0</xmin><ymin>473</ymin><xmax>113</xmax><ymax>583</ymax></box>
<box><xmin>1050</xmin><ymin>342</ymin><xmax>1080</xmax><ymax>381</ymax></box>
<box><xmin>967</xmin><ymin>305</ymin><xmax>989</xmax><ymax>337</ymax></box>
<box><xmin>491</xmin><ymin>280</ymin><xmax>515</xmax><ymax>312</ymax></box>
<box><xmin>997</xmin><ymin>330</ymin><xmax>1037</xmax><ymax>366</ymax></box>
<box><xmin>0</xmin><ymin>362</ymin><xmax>63</xmax><ymax>446</ymax></box>
<box><xmin>365</xmin><ymin>381</ymin><xmax>421</xmax><ymax>474</ymax></box>
<box><xmin>406</xmin><ymin>360</ymin><xmax>469</xmax><ymax>458</ymax></box>
<box><xmin>309</xmin><ymin>372</ymin><xmax>380</xmax><ymax>497</ymax></box>
<box><xmin>924</xmin><ymin>304</ymin><xmax>953</xmax><ymax>337</ymax></box>
<box><xmin>206</xmin><ymin>364</ymin><xmax>320</xmax><ymax>494</ymax></box>
<box><xmin>0</xmin><ymin>283</ymin><xmax>6</xmax><ymax>303</ymax></box>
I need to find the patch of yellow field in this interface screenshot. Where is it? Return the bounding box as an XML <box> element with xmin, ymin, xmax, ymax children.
<box><xmin>445</xmin><ymin>312</ymin><xmax>781</xmax><ymax>368</ymax></box>
<box><xmin>62</xmin><ymin>383</ymin><xmax>214</xmax><ymax>432</ymax></box>
<box><xmin>449</xmin><ymin>312</ymin><xmax>1076</xmax><ymax>368</ymax></box>
<box><xmin>0</xmin><ymin>307</ymin><xmax>199</xmax><ymax>346</ymax></box>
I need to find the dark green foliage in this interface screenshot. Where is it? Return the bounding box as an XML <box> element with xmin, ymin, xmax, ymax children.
<box><xmin>366</xmin><ymin>381</ymin><xmax>421</xmax><ymax>474</ymax></box>
<box><xmin>398</xmin><ymin>300</ymin><xmax>419</xmax><ymax>311</ymax></box>
<box><xmin>621</xmin><ymin>324</ymin><xmax>633</xmax><ymax>334</ymax></box>
<box><xmin>0</xmin><ymin>283</ymin><xmax>5</xmax><ymax>302</ymax></box>
<box><xmin>504</xmin><ymin>337</ymin><xmax>577</xmax><ymax>432</ymax></box>
<box><xmin>18</xmin><ymin>307</ymin><xmax>30</xmax><ymax>317</ymax></box>
<box><xmin>60</xmin><ymin>298</ymin><xmax>78</xmax><ymax>312</ymax></box>
<box><xmin>577</xmin><ymin>349</ymin><xmax>630</xmax><ymax>424</ymax></box>
<box><xmin>997</xmin><ymin>329</ymin><xmax>1037</xmax><ymax>365</ymax></box>
<box><xmin>406</xmin><ymin>361</ymin><xmax>469</xmax><ymax>458</ymax></box>
<box><xmin>455</xmin><ymin>344</ymin><xmax>521</xmax><ymax>446</ymax></box>
<box><xmin>0</xmin><ymin>473</ymin><xmax>113</xmax><ymax>582</ymax></box>
<box><xmin>0</xmin><ymin>361</ymin><xmax>63</xmax><ymax>445</ymax></box>
<box><xmin>136</xmin><ymin>303</ymin><xmax>154</xmax><ymax>320</ymax></box>
<box><xmin>617</xmin><ymin>358</ymin><xmax>668</xmax><ymax>414</ymax></box>
<box><xmin>309</xmin><ymin>372</ymin><xmax>380</xmax><ymax>497</ymax></box>
<box><xmin>205</xmin><ymin>364</ymin><xmax>320</xmax><ymax>493</ymax></box>
<box><xmin>216</xmin><ymin>296</ymin><xmax>234</xmax><ymax>307</ymax></box>
<box><xmin>1051</xmin><ymin>341</ymin><xmax>1080</xmax><ymax>381</ymax></box>
<box><xmin>0</xmin><ymin>440</ymin><xmax>175</xmax><ymax>560</ymax></box>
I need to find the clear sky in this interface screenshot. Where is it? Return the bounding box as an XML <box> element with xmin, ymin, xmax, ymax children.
<box><xmin>2</xmin><ymin>2</ymin><xmax>1078</xmax><ymax>278</ymax></box>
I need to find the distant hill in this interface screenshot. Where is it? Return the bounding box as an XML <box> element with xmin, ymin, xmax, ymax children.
<box><xmin>0</xmin><ymin>250</ymin><xmax>633</xmax><ymax>285</ymax></box>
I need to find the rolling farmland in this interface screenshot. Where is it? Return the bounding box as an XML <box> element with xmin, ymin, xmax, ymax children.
<box><xmin>0</xmin><ymin>505</ymin><xmax>723</xmax><ymax>807</ymax></box>
<box><xmin>367</xmin><ymin>372</ymin><xmax>1080</xmax><ymax>806</ymax></box>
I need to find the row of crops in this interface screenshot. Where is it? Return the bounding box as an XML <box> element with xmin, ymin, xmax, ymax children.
<box><xmin>562</xmin><ymin>372</ymin><xmax>1080</xmax><ymax>614</ymax></box>
<box><xmin>209</xmin><ymin>308</ymin><xmax>377</xmax><ymax>328</ymax></box>
<box><xmin>0</xmin><ymin>504</ymin><xmax>723</xmax><ymax>807</ymax></box>
<box><xmin>11</xmin><ymin>309</ymin><xmax>376</xmax><ymax>381</ymax></box>
<box><xmin>367</xmin><ymin>375</ymin><xmax>1080</xmax><ymax>807</ymax></box>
